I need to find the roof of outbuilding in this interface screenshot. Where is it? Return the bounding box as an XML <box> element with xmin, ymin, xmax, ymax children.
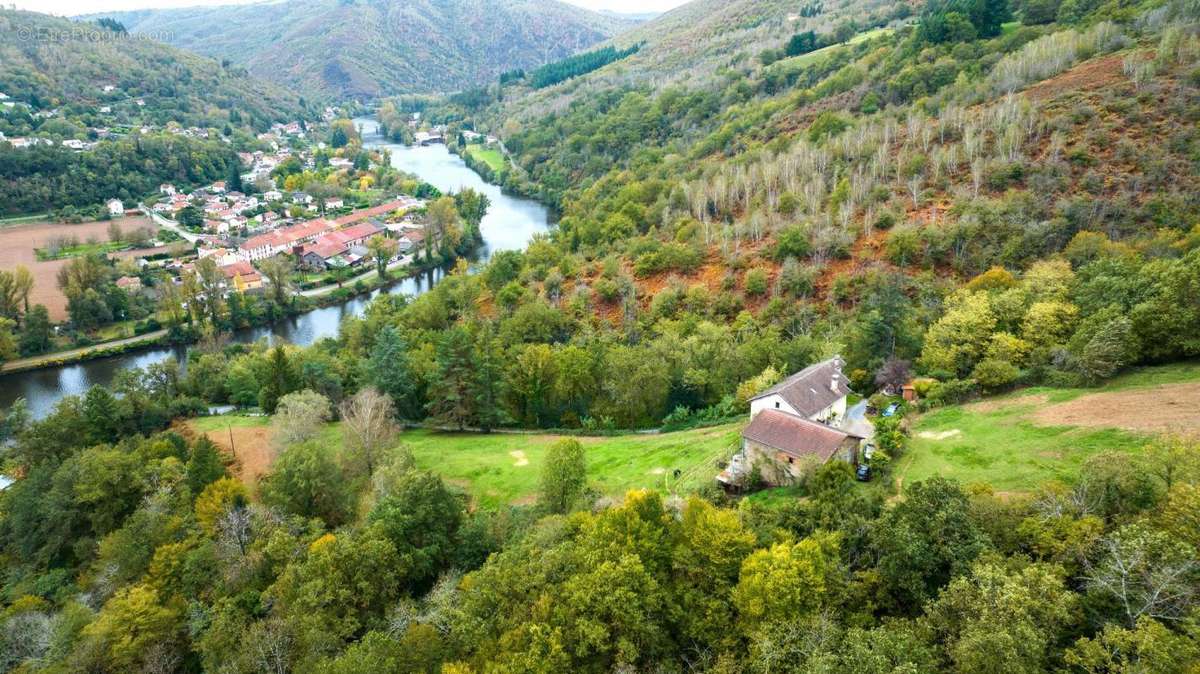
<box><xmin>750</xmin><ymin>357</ymin><xmax>852</xmax><ymax>417</ymax></box>
<box><xmin>741</xmin><ymin>410</ymin><xmax>862</xmax><ymax>462</ymax></box>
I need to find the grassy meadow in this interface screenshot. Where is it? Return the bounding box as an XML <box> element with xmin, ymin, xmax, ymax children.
<box><xmin>187</xmin><ymin>416</ymin><xmax>742</xmax><ymax>508</ymax></box>
<box><xmin>898</xmin><ymin>362</ymin><xmax>1200</xmax><ymax>493</ymax></box>
<box><xmin>464</xmin><ymin>145</ymin><xmax>506</xmax><ymax>173</ymax></box>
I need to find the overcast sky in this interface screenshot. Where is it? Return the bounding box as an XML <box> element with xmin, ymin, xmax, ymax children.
<box><xmin>7</xmin><ymin>0</ymin><xmax>690</xmax><ymax>17</ymax></box>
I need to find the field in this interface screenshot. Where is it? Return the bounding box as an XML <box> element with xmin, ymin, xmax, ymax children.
<box><xmin>464</xmin><ymin>145</ymin><xmax>506</xmax><ymax>173</ymax></box>
<box><xmin>0</xmin><ymin>216</ymin><xmax>158</xmax><ymax>321</ymax></box>
<box><xmin>186</xmin><ymin>417</ymin><xmax>742</xmax><ymax>508</ymax></box>
<box><xmin>897</xmin><ymin>362</ymin><xmax>1200</xmax><ymax>493</ymax></box>
<box><xmin>778</xmin><ymin>27</ymin><xmax>892</xmax><ymax>68</ymax></box>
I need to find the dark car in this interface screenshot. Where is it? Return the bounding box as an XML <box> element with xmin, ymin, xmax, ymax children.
<box><xmin>856</xmin><ymin>463</ymin><xmax>871</xmax><ymax>481</ymax></box>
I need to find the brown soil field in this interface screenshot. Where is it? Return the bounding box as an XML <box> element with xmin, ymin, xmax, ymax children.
<box><xmin>1033</xmin><ymin>383</ymin><xmax>1200</xmax><ymax>435</ymax></box>
<box><xmin>0</xmin><ymin>217</ymin><xmax>156</xmax><ymax>321</ymax></box>
<box><xmin>200</xmin><ymin>423</ymin><xmax>277</xmax><ymax>483</ymax></box>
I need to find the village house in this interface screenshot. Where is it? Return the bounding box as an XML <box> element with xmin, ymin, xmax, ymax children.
<box><xmin>115</xmin><ymin>276</ymin><xmax>142</xmax><ymax>292</ymax></box>
<box><xmin>719</xmin><ymin>357</ymin><xmax>863</xmax><ymax>489</ymax></box>
<box><xmin>221</xmin><ymin>262</ymin><xmax>264</xmax><ymax>292</ymax></box>
<box><xmin>107</xmin><ymin>199</ymin><xmax>125</xmax><ymax>217</ymax></box>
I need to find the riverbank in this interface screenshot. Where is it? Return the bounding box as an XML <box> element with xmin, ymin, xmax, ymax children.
<box><xmin>0</xmin><ymin>254</ymin><xmax>432</xmax><ymax>375</ymax></box>
<box><xmin>0</xmin><ymin>329</ymin><xmax>170</xmax><ymax>374</ymax></box>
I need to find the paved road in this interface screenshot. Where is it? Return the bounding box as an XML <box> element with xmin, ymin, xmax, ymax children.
<box><xmin>844</xmin><ymin>399</ymin><xmax>874</xmax><ymax>440</ymax></box>
<box><xmin>139</xmin><ymin>205</ymin><xmax>200</xmax><ymax>243</ymax></box>
<box><xmin>0</xmin><ymin>329</ymin><xmax>168</xmax><ymax>374</ymax></box>
<box><xmin>298</xmin><ymin>255</ymin><xmax>414</xmax><ymax>298</ymax></box>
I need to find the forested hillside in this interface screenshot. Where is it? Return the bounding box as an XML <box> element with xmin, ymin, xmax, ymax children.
<box><xmin>0</xmin><ymin>10</ymin><xmax>310</xmax><ymax>131</ymax></box>
<box><xmin>90</xmin><ymin>0</ymin><xmax>637</xmax><ymax>99</ymax></box>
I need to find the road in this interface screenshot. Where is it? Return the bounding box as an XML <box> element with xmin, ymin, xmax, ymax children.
<box><xmin>0</xmin><ymin>329</ymin><xmax>168</xmax><ymax>374</ymax></box>
<box><xmin>139</xmin><ymin>205</ymin><xmax>200</xmax><ymax>243</ymax></box>
<box><xmin>298</xmin><ymin>255</ymin><xmax>414</xmax><ymax>298</ymax></box>
<box><xmin>843</xmin><ymin>399</ymin><xmax>874</xmax><ymax>440</ymax></box>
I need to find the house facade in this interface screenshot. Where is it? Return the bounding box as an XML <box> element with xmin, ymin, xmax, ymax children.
<box><xmin>721</xmin><ymin>356</ymin><xmax>860</xmax><ymax>489</ymax></box>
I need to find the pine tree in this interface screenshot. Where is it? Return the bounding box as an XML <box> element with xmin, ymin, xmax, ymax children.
<box><xmin>369</xmin><ymin>326</ymin><xmax>415</xmax><ymax>418</ymax></box>
<box><xmin>425</xmin><ymin>327</ymin><xmax>478</xmax><ymax>430</ymax></box>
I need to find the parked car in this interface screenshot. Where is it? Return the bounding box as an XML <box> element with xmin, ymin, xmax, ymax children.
<box><xmin>856</xmin><ymin>463</ymin><xmax>871</xmax><ymax>481</ymax></box>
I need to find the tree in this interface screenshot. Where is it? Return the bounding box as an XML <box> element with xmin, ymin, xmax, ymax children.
<box><xmin>1083</xmin><ymin>523</ymin><xmax>1198</xmax><ymax>627</ymax></box>
<box><xmin>1065</xmin><ymin>616</ymin><xmax>1200</xmax><ymax>673</ymax></box>
<box><xmin>176</xmin><ymin>205</ymin><xmax>203</xmax><ymax>229</ymax></box>
<box><xmin>340</xmin><ymin>387</ymin><xmax>399</xmax><ymax>477</ymax></box>
<box><xmin>194</xmin><ymin>477</ymin><xmax>248</xmax><ymax>537</ymax></box>
<box><xmin>366</xmin><ymin>236</ymin><xmax>398</xmax><ymax>280</ymax></box>
<box><xmin>923</xmin><ymin>561</ymin><xmax>1077</xmax><ymax>673</ymax></box>
<box><xmin>732</xmin><ymin>532</ymin><xmax>843</xmax><ymax>635</ymax></box>
<box><xmin>77</xmin><ymin>585</ymin><xmax>181</xmax><ymax>671</ymax></box>
<box><xmin>261</xmin><ymin>442</ymin><xmax>353</xmax><ymax>527</ymax></box>
<box><xmin>425</xmin><ymin>327</ymin><xmax>479</xmax><ymax>430</ymax></box>
<box><xmin>872</xmin><ymin>477</ymin><xmax>989</xmax><ymax>611</ymax></box>
<box><xmin>0</xmin><ymin>318</ymin><xmax>16</xmax><ymax>363</ymax></box>
<box><xmin>539</xmin><ymin>439</ymin><xmax>587</xmax><ymax>514</ymax></box>
<box><xmin>367</xmin><ymin>470</ymin><xmax>463</xmax><ymax>590</ymax></box>
<box><xmin>874</xmin><ymin>358</ymin><xmax>912</xmax><ymax>393</ymax></box>
<box><xmin>19</xmin><ymin>305</ymin><xmax>52</xmax><ymax>356</ymax></box>
<box><xmin>259</xmin><ymin>346</ymin><xmax>296</xmax><ymax>414</ymax></box>
<box><xmin>368</xmin><ymin>326</ymin><xmax>416</xmax><ymax>417</ymax></box>
<box><xmin>258</xmin><ymin>255</ymin><xmax>295</xmax><ymax>307</ymax></box>
<box><xmin>272</xmin><ymin>390</ymin><xmax>332</xmax><ymax>451</ymax></box>
<box><xmin>920</xmin><ymin>292</ymin><xmax>997</xmax><ymax>377</ymax></box>
<box><xmin>425</xmin><ymin>197</ymin><xmax>462</xmax><ymax>257</ymax></box>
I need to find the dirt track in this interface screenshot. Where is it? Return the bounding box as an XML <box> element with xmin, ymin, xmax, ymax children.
<box><xmin>1033</xmin><ymin>383</ymin><xmax>1200</xmax><ymax>436</ymax></box>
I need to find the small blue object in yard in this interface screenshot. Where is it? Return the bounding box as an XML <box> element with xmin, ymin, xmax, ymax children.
<box><xmin>856</xmin><ymin>463</ymin><xmax>871</xmax><ymax>481</ymax></box>
<box><xmin>882</xmin><ymin>403</ymin><xmax>899</xmax><ymax>417</ymax></box>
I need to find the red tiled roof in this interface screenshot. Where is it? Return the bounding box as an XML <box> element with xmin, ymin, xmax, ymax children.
<box><xmin>302</xmin><ymin>240</ymin><xmax>346</xmax><ymax>260</ymax></box>
<box><xmin>741</xmin><ymin>410</ymin><xmax>861</xmax><ymax>462</ymax></box>
<box><xmin>334</xmin><ymin>200</ymin><xmax>403</xmax><ymax>227</ymax></box>
<box><xmin>220</xmin><ymin>261</ymin><xmax>257</xmax><ymax>278</ymax></box>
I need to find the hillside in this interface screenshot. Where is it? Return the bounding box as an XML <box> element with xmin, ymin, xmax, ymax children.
<box><xmin>0</xmin><ymin>10</ymin><xmax>310</xmax><ymax>131</ymax></box>
<box><xmin>415</xmin><ymin>0</ymin><xmax>1200</xmax><ymax>426</ymax></box>
<box><xmin>91</xmin><ymin>0</ymin><xmax>638</xmax><ymax>99</ymax></box>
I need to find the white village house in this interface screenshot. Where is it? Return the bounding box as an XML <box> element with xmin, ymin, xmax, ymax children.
<box><xmin>107</xmin><ymin>199</ymin><xmax>125</xmax><ymax>217</ymax></box>
<box><xmin>720</xmin><ymin>357</ymin><xmax>864</xmax><ymax>489</ymax></box>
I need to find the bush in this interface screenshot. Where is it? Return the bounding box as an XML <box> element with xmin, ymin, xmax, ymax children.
<box><xmin>807</xmin><ymin>111</ymin><xmax>850</xmax><ymax>142</ymax></box>
<box><xmin>744</xmin><ymin>268</ymin><xmax>768</xmax><ymax>296</ymax></box>
<box><xmin>773</xmin><ymin>225</ymin><xmax>811</xmax><ymax>260</ymax></box>
<box><xmin>973</xmin><ymin>358</ymin><xmax>1020</xmax><ymax>391</ymax></box>
<box><xmin>925</xmin><ymin>378</ymin><xmax>979</xmax><ymax>406</ymax></box>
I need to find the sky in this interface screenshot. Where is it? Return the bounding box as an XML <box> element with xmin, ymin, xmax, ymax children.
<box><xmin>7</xmin><ymin>0</ymin><xmax>691</xmax><ymax>17</ymax></box>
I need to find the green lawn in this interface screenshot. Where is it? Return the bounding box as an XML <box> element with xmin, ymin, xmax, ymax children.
<box><xmin>189</xmin><ymin>417</ymin><xmax>742</xmax><ymax>509</ymax></box>
<box><xmin>897</xmin><ymin>362</ymin><xmax>1200</xmax><ymax>493</ymax></box>
<box><xmin>36</xmin><ymin>240</ymin><xmax>129</xmax><ymax>261</ymax></box>
<box><xmin>780</xmin><ymin>27</ymin><xmax>892</xmax><ymax>68</ymax></box>
<box><xmin>464</xmin><ymin>145</ymin><xmax>506</xmax><ymax>174</ymax></box>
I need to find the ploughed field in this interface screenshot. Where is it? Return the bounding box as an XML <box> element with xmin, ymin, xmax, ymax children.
<box><xmin>0</xmin><ymin>216</ymin><xmax>158</xmax><ymax>321</ymax></box>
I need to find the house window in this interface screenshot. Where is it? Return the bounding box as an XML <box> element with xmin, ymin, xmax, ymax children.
<box><xmin>787</xmin><ymin>457</ymin><xmax>794</xmax><ymax>464</ymax></box>
<box><xmin>774</xmin><ymin>401</ymin><xmax>780</xmax><ymax>409</ymax></box>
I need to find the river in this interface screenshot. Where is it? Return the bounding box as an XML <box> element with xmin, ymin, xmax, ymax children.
<box><xmin>0</xmin><ymin>118</ymin><xmax>552</xmax><ymax>420</ymax></box>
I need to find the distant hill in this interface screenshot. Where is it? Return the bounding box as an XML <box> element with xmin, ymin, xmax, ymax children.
<box><xmin>88</xmin><ymin>0</ymin><xmax>638</xmax><ymax>100</ymax></box>
<box><xmin>0</xmin><ymin>9</ymin><xmax>311</xmax><ymax>131</ymax></box>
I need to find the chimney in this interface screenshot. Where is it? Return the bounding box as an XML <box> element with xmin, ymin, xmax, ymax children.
<box><xmin>831</xmin><ymin>355</ymin><xmax>844</xmax><ymax>393</ymax></box>
<box><xmin>831</xmin><ymin>371</ymin><xmax>840</xmax><ymax>393</ymax></box>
